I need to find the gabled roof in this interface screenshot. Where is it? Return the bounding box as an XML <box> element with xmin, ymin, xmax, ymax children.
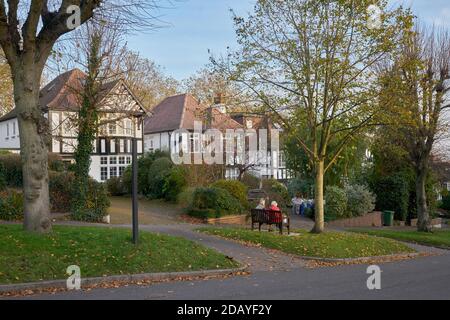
<box><xmin>0</xmin><ymin>69</ymin><xmax>145</xmax><ymax>122</ymax></box>
<box><xmin>144</xmin><ymin>93</ymin><xmax>243</xmax><ymax>134</ymax></box>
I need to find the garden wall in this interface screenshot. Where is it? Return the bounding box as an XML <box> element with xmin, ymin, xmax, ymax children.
<box><xmin>206</xmin><ymin>215</ymin><xmax>247</xmax><ymax>225</ymax></box>
<box><xmin>326</xmin><ymin>211</ymin><xmax>383</xmax><ymax>228</ymax></box>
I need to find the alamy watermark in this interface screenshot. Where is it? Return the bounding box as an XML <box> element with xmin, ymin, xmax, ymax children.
<box><xmin>366</xmin><ymin>265</ymin><xmax>382</xmax><ymax>290</ymax></box>
<box><xmin>367</xmin><ymin>5</ymin><xmax>382</xmax><ymax>30</ymax></box>
<box><xmin>66</xmin><ymin>5</ymin><xmax>81</xmax><ymax>30</ymax></box>
<box><xmin>66</xmin><ymin>265</ymin><xmax>81</xmax><ymax>290</ymax></box>
<box><xmin>169</xmin><ymin>121</ymin><xmax>281</xmax><ymax>167</ymax></box>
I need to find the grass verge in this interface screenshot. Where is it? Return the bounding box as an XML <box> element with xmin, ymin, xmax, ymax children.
<box><xmin>350</xmin><ymin>228</ymin><xmax>450</xmax><ymax>249</ymax></box>
<box><xmin>198</xmin><ymin>227</ymin><xmax>415</xmax><ymax>259</ymax></box>
<box><xmin>0</xmin><ymin>224</ymin><xmax>238</xmax><ymax>284</ymax></box>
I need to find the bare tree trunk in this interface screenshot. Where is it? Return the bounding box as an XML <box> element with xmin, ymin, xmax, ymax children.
<box><xmin>416</xmin><ymin>167</ymin><xmax>432</xmax><ymax>232</ymax></box>
<box><xmin>312</xmin><ymin>160</ymin><xmax>325</xmax><ymax>234</ymax></box>
<box><xmin>13</xmin><ymin>68</ymin><xmax>51</xmax><ymax>233</ymax></box>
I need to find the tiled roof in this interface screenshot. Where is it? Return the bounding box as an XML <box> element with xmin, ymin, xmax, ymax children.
<box><xmin>0</xmin><ymin>69</ymin><xmax>132</xmax><ymax>122</ymax></box>
<box><xmin>144</xmin><ymin>93</ymin><xmax>243</xmax><ymax>134</ymax></box>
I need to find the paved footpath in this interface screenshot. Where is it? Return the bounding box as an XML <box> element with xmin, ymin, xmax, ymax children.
<box><xmin>7</xmin><ymin>222</ymin><xmax>450</xmax><ymax>300</ymax></box>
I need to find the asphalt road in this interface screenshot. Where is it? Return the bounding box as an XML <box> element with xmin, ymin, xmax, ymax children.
<box><xmin>20</xmin><ymin>252</ymin><xmax>450</xmax><ymax>300</ymax></box>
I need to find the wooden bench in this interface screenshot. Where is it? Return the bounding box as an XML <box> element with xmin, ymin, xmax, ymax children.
<box><xmin>251</xmin><ymin>209</ymin><xmax>290</xmax><ymax>235</ymax></box>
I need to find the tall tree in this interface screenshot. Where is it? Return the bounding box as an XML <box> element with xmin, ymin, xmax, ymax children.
<box><xmin>378</xmin><ymin>26</ymin><xmax>450</xmax><ymax>232</ymax></box>
<box><xmin>0</xmin><ymin>0</ymin><xmax>163</xmax><ymax>233</ymax></box>
<box><xmin>214</xmin><ymin>0</ymin><xmax>411</xmax><ymax>233</ymax></box>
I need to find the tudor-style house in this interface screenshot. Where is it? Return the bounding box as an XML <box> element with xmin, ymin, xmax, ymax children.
<box><xmin>143</xmin><ymin>93</ymin><xmax>290</xmax><ymax>180</ymax></box>
<box><xmin>0</xmin><ymin>69</ymin><xmax>145</xmax><ymax>182</ymax></box>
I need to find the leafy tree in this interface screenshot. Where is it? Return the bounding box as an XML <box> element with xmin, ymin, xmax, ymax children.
<box><xmin>0</xmin><ymin>0</ymin><xmax>165</xmax><ymax>233</ymax></box>
<box><xmin>378</xmin><ymin>26</ymin><xmax>450</xmax><ymax>231</ymax></box>
<box><xmin>214</xmin><ymin>0</ymin><xmax>411</xmax><ymax>233</ymax></box>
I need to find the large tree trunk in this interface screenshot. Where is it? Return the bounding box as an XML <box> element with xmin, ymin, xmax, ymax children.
<box><xmin>13</xmin><ymin>68</ymin><xmax>51</xmax><ymax>233</ymax></box>
<box><xmin>416</xmin><ymin>167</ymin><xmax>432</xmax><ymax>232</ymax></box>
<box><xmin>312</xmin><ymin>160</ymin><xmax>325</xmax><ymax>234</ymax></box>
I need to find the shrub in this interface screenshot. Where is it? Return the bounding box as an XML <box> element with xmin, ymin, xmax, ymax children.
<box><xmin>211</xmin><ymin>179</ymin><xmax>248</xmax><ymax>208</ymax></box>
<box><xmin>188</xmin><ymin>187</ymin><xmax>243</xmax><ymax>219</ymax></box>
<box><xmin>49</xmin><ymin>171</ymin><xmax>74</xmax><ymax>213</ymax></box>
<box><xmin>371</xmin><ymin>173</ymin><xmax>409</xmax><ymax>221</ymax></box>
<box><xmin>287</xmin><ymin>177</ymin><xmax>314</xmax><ymax>198</ymax></box>
<box><xmin>71</xmin><ymin>179</ymin><xmax>110</xmax><ymax>222</ymax></box>
<box><xmin>106</xmin><ymin>177</ymin><xmax>127</xmax><ymax>196</ymax></box>
<box><xmin>0</xmin><ymin>154</ymin><xmax>22</xmax><ymax>187</ymax></box>
<box><xmin>163</xmin><ymin>166</ymin><xmax>188</xmax><ymax>202</ymax></box>
<box><xmin>345</xmin><ymin>184</ymin><xmax>376</xmax><ymax>217</ymax></box>
<box><xmin>147</xmin><ymin>157</ymin><xmax>173</xmax><ymax>199</ymax></box>
<box><xmin>240</xmin><ymin>173</ymin><xmax>260</xmax><ymax>189</ymax></box>
<box><xmin>441</xmin><ymin>194</ymin><xmax>450</xmax><ymax>211</ymax></box>
<box><xmin>325</xmin><ymin>186</ymin><xmax>348</xmax><ymax>219</ymax></box>
<box><xmin>48</xmin><ymin>153</ymin><xmax>66</xmax><ymax>172</ymax></box>
<box><xmin>0</xmin><ymin>190</ymin><xmax>24</xmax><ymax>221</ymax></box>
<box><xmin>262</xmin><ymin>179</ymin><xmax>289</xmax><ymax>209</ymax></box>
<box><xmin>0</xmin><ymin>162</ymin><xmax>6</xmax><ymax>192</ymax></box>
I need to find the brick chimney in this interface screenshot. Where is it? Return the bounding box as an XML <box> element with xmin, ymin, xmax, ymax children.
<box><xmin>213</xmin><ymin>92</ymin><xmax>225</xmax><ymax>105</ymax></box>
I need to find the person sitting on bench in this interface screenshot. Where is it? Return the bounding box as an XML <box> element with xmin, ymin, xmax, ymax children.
<box><xmin>256</xmin><ymin>198</ymin><xmax>266</xmax><ymax>210</ymax></box>
<box><xmin>270</xmin><ymin>201</ymin><xmax>281</xmax><ymax>212</ymax></box>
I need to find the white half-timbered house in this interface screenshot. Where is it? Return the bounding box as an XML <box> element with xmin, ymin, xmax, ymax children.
<box><xmin>0</xmin><ymin>69</ymin><xmax>146</xmax><ymax>182</ymax></box>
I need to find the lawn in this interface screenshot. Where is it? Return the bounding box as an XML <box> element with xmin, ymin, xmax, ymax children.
<box><xmin>0</xmin><ymin>225</ymin><xmax>239</xmax><ymax>285</ymax></box>
<box><xmin>351</xmin><ymin>229</ymin><xmax>450</xmax><ymax>249</ymax></box>
<box><xmin>198</xmin><ymin>227</ymin><xmax>415</xmax><ymax>259</ymax></box>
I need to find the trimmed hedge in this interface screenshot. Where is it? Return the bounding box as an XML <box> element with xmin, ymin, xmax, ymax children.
<box><xmin>0</xmin><ymin>190</ymin><xmax>24</xmax><ymax>221</ymax></box>
<box><xmin>49</xmin><ymin>171</ymin><xmax>74</xmax><ymax>213</ymax></box>
<box><xmin>188</xmin><ymin>187</ymin><xmax>243</xmax><ymax>219</ymax></box>
<box><xmin>371</xmin><ymin>173</ymin><xmax>409</xmax><ymax>221</ymax></box>
<box><xmin>211</xmin><ymin>179</ymin><xmax>248</xmax><ymax>208</ymax></box>
<box><xmin>325</xmin><ymin>186</ymin><xmax>348</xmax><ymax>219</ymax></box>
<box><xmin>163</xmin><ymin>166</ymin><xmax>188</xmax><ymax>202</ymax></box>
<box><xmin>71</xmin><ymin>179</ymin><xmax>110</xmax><ymax>223</ymax></box>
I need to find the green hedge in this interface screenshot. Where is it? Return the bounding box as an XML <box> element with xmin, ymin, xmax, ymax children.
<box><xmin>163</xmin><ymin>166</ymin><xmax>188</xmax><ymax>202</ymax></box>
<box><xmin>325</xmin><ymin>186</ymin><xmax>348</xmax><ymax>219</ymax></box>
<box><xmin>0</xmin><ymin>190</ymin><xmax>24</xmax><ymax>221</ymax></box>
<box><xmin>49</xmin><ymin>171</ymin><xmax>74</xmax><ymax>213</ymax></box>
<box><xmin>371</xmin><ymin>173</ymin><xmax>409</xmax><ymax>221</ymax></box>
<box><xmin>71</xmin><ymin>179</ymin><xmax>110</xmax><ymax>223</ymax></box>
<box><xmin>211</xmin><ymin>179</ymin><xmax>248</xmax><ymax>208</ymax></box>
<box><xmin>188</xmin><ymin>187</ymin><xmax>243</xmax><ymax>219</ymax></box>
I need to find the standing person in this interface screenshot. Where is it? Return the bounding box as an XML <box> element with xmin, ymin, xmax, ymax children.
<box><xmin>292</xmin><ymin>193</ymin><xmax>303</xmax><ymax>215</ymax></box>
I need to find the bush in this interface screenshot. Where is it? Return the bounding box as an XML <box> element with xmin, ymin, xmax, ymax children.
<box><xmin>163</xmin><ymin>166</ymin><xmax>188</xmax><ymax>202</ymax></box>
<box><xmin>71</xmin><ymin>179</ymin><xmax>110</xmax><ymax>222</ymax></box>
<box><xmin>371</xmin><ymin>173</ymin><xmax>409</xmax><ymax>221</ymax></box>
<box><xmin>325</xmin><ymin>186</ymin><xmax>348</xmax><ymax>219</ymax></box>
<box><xmin>106</xmin><ymin>177</ymin><xmax>127</xmax><ymax>196</ymax></box>
<box><xmin>49</xmin><ymin>171</ymin><xmax>74</xmax><ymax>213</ymax></box>
<box><xmin>147</xmin><ymin>157</ymin><xmax>173</xmax><ymax>199</ymax></box>
<box><xmin>262</xmin><ymin>179</ymin><xmax>289</xmax><ymax>209</ymax></box>
<box><xmin>0</xmin><ymin>162</ymin><xmax>6</xmax><ymax>192</ymax></box>
<box><xmin>211</xmin><ymin>179</ymin><xmax>248</xmax><ymax>208</ymax></box>
<box><xmin>345</xmin><ymin>184</ymin><xmax>376</xmax><ymax>217</ymax></box>
<box><xmin>240</xmin><ymin>173</ymin><xmax>260</xmax><ymax>189</ymax></box>
<box><xmin>188</xmin><ymin>187</ymin><xmax>243</xmax><ymax>219</ymax></box>
<box><xmin>0</xmin><ymin>154</ymin><xmax>22</xmax><ymax>187</ymax></box>
<box><xmin>0</xmin><ymin>190</ymin><xmax>24</xmax><ymax>221</ymax></box>
<box><xmin>48</xmin><ymin>153</ymin><xmax>66</xmax><ymax>172</ymax></box>
<box><xmin>287</xmin><ymin>177</ymin><xmax>314</xmax><ymax>198</ymax></box>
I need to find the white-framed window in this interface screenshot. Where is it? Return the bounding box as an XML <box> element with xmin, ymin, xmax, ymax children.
<box><xmin>109</xmin><ymin>123</ymin><xmax>116</xmax><ymax>135</ymax></box>
<box><xmin>100</xmin><ymin>167</ymin><xmax>108</xmax><ymax>181</ymax></box>
<box><xmin>127</xmin><ymin>139</ymin><xmax>132</xmax><ymax>153</ymax></box>
<box><xmin>100</xmin><ymin>157</ymin><xmax>108</xmax><ymax>165</ymax></box>
<box><xmin>12</xmin><ymin>122</ymin><xmax>16</xmax><ymax>137</ymax></box>
<box><xmin>119</xmin><ymin>139</ymin><xmax>125</xmax><ymax>153</ymax></box>
<box><xmin>125</xmin><ymin>120</ymin><xmax>132</xmax><ymax>135</ymax></box>
<box><xmin>119</xmin><ymin>166</ymin><xmax>126</xmax><ymax>177</ymax></box>
<box><xmin>6</xmin><ymin>123</ymin><xmax>9</xmax><ymax>138</ymax></box>
<box><xmin>126</xmin><ymin>157</ymin><xmax>131</xmax><ymax>164</ymax></box>
<box><xmin>119</xmin><ymin>156</ymin><xmax>125</xmax><ymax>165</ymax></box>
<box><xmin>100</xmin><ymin>139</ymin><xmax>106</xmax><ymax>153</ymax></box>
<box><xmin>110</xmin><ymin>166</ymin><xmax>117</xmax><ymax>178</ymax></box>
<box><xmin>92</xmin><ymin>140</ymin><xmax>97</xmax><ymax>153</ymax></box>
<box><xmin>110</xmin><ymin>157</ymin><xmax>117</xmax><ymax>165</ymax></box>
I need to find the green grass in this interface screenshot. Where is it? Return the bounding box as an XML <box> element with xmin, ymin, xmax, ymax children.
<box><xmin>198</xmin><ymin>227</ymin><xmax>415</xmax><ymax>259</ymax></box>
<box><xmin>351</xmin><ymin>229</ymin><xmax>450</xmax><ymax>249</ymax></box>
<box><xmin>0</xmin><ymin>225</ymin><xmax>239</xmax><ymax>284</ymax></box>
